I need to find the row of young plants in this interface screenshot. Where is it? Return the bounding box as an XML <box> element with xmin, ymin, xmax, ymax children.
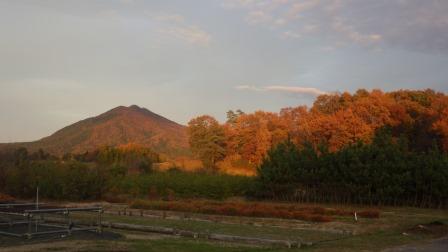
<box><xmin>130</xmin><ymin>199</ymin><xmax>380</xmax><ymax>222</ymax></box>
<box><xmin>109</xmin><ymin>169</ymin><xmax>252</xmax><ymax>200</ymax></box>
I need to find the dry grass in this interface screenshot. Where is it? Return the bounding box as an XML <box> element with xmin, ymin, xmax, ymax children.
<box><xmin>130</xmin><ymin>199</ymin><xmax>381</xmax><ymax>223</ymax></box>
<box><xmin>154</xmin><ymin>158</ymin><xmax>203</xmax><ymax>172</ymax></box>
<box><xmin>216</xmin><ymin>155</ymin><xmax>256</xmax><ymax>176</ymax></box>
<box><xmin>0</xmin><ymin>193</ymin><xmax>14</xmax><ymax>203</ymax></box>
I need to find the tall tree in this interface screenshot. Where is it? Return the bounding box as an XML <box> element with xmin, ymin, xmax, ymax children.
<box><xmin>188</xmin><ymin>115</ymin><xmax>226</xmax><ymax>169</ymax></box>
<box><xmin>225</xmin><ymin>111</ymin><xmax>288</xmax><ymax>165</ymax></box>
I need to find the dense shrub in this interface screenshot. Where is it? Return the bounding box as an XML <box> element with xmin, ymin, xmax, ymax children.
<box><xmin>255</xmin><ymin>129</ymin><xmax>448</xmax><ymax>208</ymax></box>
<box><xmin>114</xmin><ymin>169</ymin><xmax>252</xmax><ymax>200</ymax></box>
<box><xmin>0</xmin><ymin>148</ymin><xmax>252</xmax><ymax>201</ymax></box>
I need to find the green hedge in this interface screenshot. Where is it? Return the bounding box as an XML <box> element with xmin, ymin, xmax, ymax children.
<box><xmin>114</xmin><ymin>170</ymin><xmax>253</xmax><ymax>200</ymax></box>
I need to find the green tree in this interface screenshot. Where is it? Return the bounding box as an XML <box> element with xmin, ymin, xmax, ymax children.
<box><xmin>188</xmin><ymin>115</ymin><xmax>226</xmax><ymax>169</ymax></box>
<box><xmin>256</xmin><ymin>139</ymin><xmax>301</xmax><ymax>199</ymax></box>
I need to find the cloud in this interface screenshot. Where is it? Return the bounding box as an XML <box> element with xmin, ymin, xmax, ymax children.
<box><xmin>265</xmin><ymin>85</ymin><xmax>327</xmax><ymax>95</ymax></box>
<box><xmin>332</xmin><ymin>18</ymin><xmax>382</xmax><ymax>46</ymax></box>
<box><xmin>282</xmin><ymin>30</ymin><xmax>301</xmax><ymax>39</ymax></box>
<box><xmin>220</xmin><ymin>0</ymin><xmax>448</xmax><ymax>53</ymax></box>
<box><xmin>154</xmin><ymin>13</ymin><xmax>185</xmax><ymax>23</ymax></box>
<box><xmin>246</xmin><ymin>10</ymin><xmax>272</xmax><ymax>24</ymax></box>
<box><xmin>287</xmin><ymin>0</ymin><xmax>321</xmax><ymax>19</ymax></box>
<box><xmin>235</xmin><ymin>85</ymin><xmax>264</xmax><ymax>91</ymax></box>
<box><xmin>235</xmin><ymin>85</ymin><xmax>326</xmax><ymax>96</ymax></box>
<box><xmin>149</xmin><ymin>12</ymin><xmax>211</xmax><ymax>46</ymax></box>
<box><xmin>160</xmin><ymin>25</ymin><xmax>211</xmax><ymax>46</ymax></box>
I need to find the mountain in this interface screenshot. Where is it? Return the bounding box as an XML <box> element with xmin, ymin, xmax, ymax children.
<box><xmin>0</xmin><ymin>105</ymin><xmax>189</xmax><ymax>156</ymax></box>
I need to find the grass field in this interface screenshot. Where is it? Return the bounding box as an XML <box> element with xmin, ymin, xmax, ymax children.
<box><xmin>1</xmin><ymin>202</ymin><xmax>447</xmax><ymax>252</ymax></box>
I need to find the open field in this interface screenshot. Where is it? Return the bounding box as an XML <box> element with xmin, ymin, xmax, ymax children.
<box><xmin>1</xmin><ymin>201</ymin><xmax>447</xmax><ymax>251</ymax></box>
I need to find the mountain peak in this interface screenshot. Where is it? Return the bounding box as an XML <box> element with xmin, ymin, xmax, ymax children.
<box><xmin>129</xmin><ymin>104</ymin><xmax>141</xmax><ymax>109</ymax></box>
<box><xmin>109</xmin><ymin>105</ymin><xmax>142</xmax><ymax>113</ymax></box>
<box><xmin>104</xmin><ymin>105</ymin><xmax>181</xmax><ymax>127</ymax></box>
<box><xmin>6</xmin><ymin>106</ymin><xmax>189</xmax><ymax>156</ymax></box>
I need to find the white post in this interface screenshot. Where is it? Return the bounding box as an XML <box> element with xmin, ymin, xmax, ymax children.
<box><xmin>35</xmin><ymin>186</ymin><xmax>39</xmax><ymax>232</ymax></box>
<box><xmin>36</xmin><ymin>186</ymin><xmax>39</xmax><ymax>210</ymax></box>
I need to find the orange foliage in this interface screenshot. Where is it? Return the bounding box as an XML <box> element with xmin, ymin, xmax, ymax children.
<box><xmin>433</xmin><ymin>108</ymin><xmax>448</xmax><ymax>150</ymax></box>
<box><xmin>328</xmin><ymin>108</ymin><xmax>374</xmax><ymax>151</ymax></box>
<box><xmin>279</xmin><ymin>106</ymin><xmax>312</xmax><ymax>146</ymax></box>
<box><xmin>188</xmin><ymin>89</ymin><xmax>448</xmax><ymax>172</ymax></box>
<box><xmin>225</xmin><ymin>111</ymin><xmax>288</xmax><ymax>164</ymax></box>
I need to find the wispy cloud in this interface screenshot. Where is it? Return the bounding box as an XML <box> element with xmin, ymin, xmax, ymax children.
<box><xmin>160</xmin><ymin>25</ymin><xmax>211</xmax><ymax>46</ymax></box>
<box><xmin>235</xmin><ymin>85</ymin><xmax>326</xmax><ymax>96</ymax></box>
<box><xmin>235</xmin><ymin>85</ymin><xmax>264</xmax><ymax>91</ymax></box>
<box><xmin>331</xmin><ymin>18</ymin><xmax>382</xmax><ymax>46</ymax></box>
<box><xmin>149</xmin><ymin>12</ymin><xmax>211</xmax><ymax>46</ymax></box>
<box><xmin>154</xmin><ymin>13</ymin><xmax>185</xmax><ymax>23</ymax></box>
<box><xmin>220</xmin><ymin>0</ymin><xmax>448</xmax><ymax>53</ymax></box>
<box><xmin>265</xmin><ymin>85</ymin><xmax>327</xmax><ymax>95</ymax></box>
<box><xmin>282</xmin><ymin>30</ymin><xmax>302</xmax><ymax>39</ymax></box>
<box><xmin>246</xmin><ymin>10</ymin><xmax>272</xmax><ymax>24</ymax></box>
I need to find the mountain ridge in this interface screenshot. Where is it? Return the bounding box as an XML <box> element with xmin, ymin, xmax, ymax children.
<box><xmin>0</xmin><ymin>105</ymin><xmax>189</xmax><ymax>157</ymax></box>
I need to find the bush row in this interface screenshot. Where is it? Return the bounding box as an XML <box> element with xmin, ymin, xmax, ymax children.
<box><xmin>131</xmin><ymin>199</ymin><xmax>380</xmax><ymax>222</ymax></box>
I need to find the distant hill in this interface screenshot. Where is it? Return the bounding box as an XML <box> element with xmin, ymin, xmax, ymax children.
<box><xmin>0</xmin><ymin>105</ymin><xmax>189</xmax><ymax>157</ymax></box>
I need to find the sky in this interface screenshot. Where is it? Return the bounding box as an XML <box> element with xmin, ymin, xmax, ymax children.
<box><xmin>1</xmin><ymin>0</ymin><xmax>448</xmax><ymax>142</ymax></box>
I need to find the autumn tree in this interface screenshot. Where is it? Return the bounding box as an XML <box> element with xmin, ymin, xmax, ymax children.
<box><xmin>225</xmin><ymin>111</ymin><xmax>288</xmax><ymax>165</ymax></box>
<box><xmin>279</xmin><ymin>106</ymin><xmax>310</xmax><ymax>144</ymax></box>
<box><xmin>193</xmin><ymin>89</ymin><xmax>448</xmax><ymax>183</ymax></box>
<box><xmin>433</xmin><ymin>108</ymin><xmax>448</xmax><ymax>151</ymax></box>
<box><xmin>188</xmin><ymin>115</ymin><xmax>226</xmax><ymax>169</ymax></box>
<box><xmin>226</xmin><ymin>109</ymin><xmax>244</xmax><ymax>124</ymax></box>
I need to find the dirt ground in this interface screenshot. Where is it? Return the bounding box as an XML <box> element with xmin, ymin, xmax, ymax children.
<box><xmin>0</xmin><ymin>230</ymin><xmax>123</xmax><ymax>250</ymax></box>
<box><xmin>383</xmin><ymin>235</ymin><xmax>448</xmax><ymax>252</ymax></box>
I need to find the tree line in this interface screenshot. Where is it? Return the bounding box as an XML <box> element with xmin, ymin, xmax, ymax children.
<box><xmin>188</xmin><ymin>89</ymin><xmax>448</xmax><ymax>169</ymax></box>
<box><xmin>0</xmin><ymin>144</ymin><xmax>157</xmax><ymax>200</ymax></box>
<box><xmin>254</xmin><ymin>128</ymin><xmax>448</xmax><ymax>208</ymax></box>
<box><xmin>187</xmin><ymin>89</ymin><xmax>448</xmax><ymax>208</ymax></box>
<box><xmin>0</xmin><ymin>145</ymin><xmax>250</xmax><ymax>201</ymax></box>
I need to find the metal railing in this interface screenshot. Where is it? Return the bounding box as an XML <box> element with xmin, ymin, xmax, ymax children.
<box><xmin>0</xmin><ymin>203</ymin><xmax>102</xmax><ymax>239</ymax></box>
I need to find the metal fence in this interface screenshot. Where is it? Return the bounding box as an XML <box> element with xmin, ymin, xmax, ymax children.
<box><xmin>0</xmin><ymin>203</ymin><xmax>102</xmax><ymax>239</ymax></box>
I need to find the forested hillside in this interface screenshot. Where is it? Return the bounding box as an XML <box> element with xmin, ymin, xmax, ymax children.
<box><xmin>187</xmin><ymin>89</ymin><xmax>448</xmax><ymax>208</ymax></box>
<box><xmin>188</xmin><ymin>89</ymin><xmax>448</xmax><ymax>170</ymax></box>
